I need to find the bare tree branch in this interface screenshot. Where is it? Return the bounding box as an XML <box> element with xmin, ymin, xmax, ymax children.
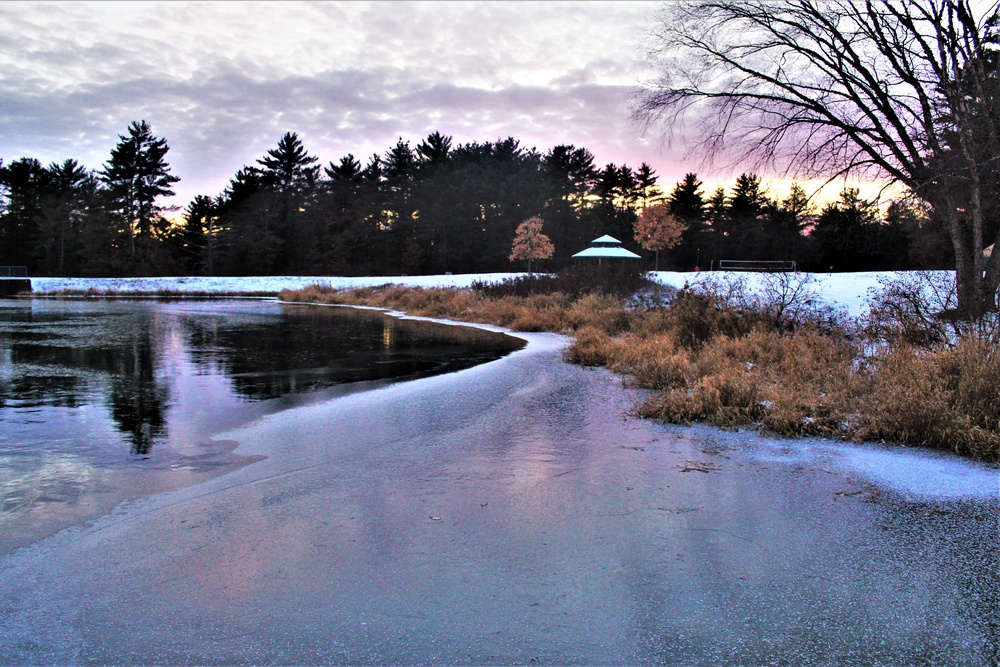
<box><xmin>633</xmin><ymin>0</ymin><xmax>1000</xmax><ymax>317</ymax></box>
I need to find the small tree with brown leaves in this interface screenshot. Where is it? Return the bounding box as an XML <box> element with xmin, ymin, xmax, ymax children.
<box><xmin>509</xmin><ymin>216</ymin><xmax>555</xmax><ymax>274</ymax></box>
<box><xmin>634</xmin><ymin>203</ymin><xmax>686</xmax><ymax>271</ymax></box>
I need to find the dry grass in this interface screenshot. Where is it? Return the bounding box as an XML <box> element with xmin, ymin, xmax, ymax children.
<box><xmin>282</xmin><ymin>281</ymin><xmax>1000</xmax><ymax>463</ymax></box>
<box><xmin>605</xmin><ymin>328</ymin><xmax>860</xmax><ymax>436</ymax></box>
<box><xmin>281</xmin><ymin>285</ymin><xmax>630</xmax><ymax>335</ymax></box>
<box><xmin>860</xmin><ymin>338</ymin><xmax>1000</xmax><ymax>460</ymax></box>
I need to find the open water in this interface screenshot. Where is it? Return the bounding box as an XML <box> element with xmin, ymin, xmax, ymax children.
<box><xmin>0</xmin><ymin>298</ymin><xmax>522</xmax><ymax>555</ymax></box>
<box><xmin>0</xmin><ymin>300</ymin><xmax>996</xmax><ymax>665</ymax></box>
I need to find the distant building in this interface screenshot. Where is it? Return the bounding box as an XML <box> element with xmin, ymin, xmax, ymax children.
<box><xmin>571</xmin><ymin>235</ymin><xmax>641</xmax><ymax>265</ymax></box>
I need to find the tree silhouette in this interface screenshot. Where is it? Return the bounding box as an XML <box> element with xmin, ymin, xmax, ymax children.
<box><xmin>257</xmin><ymin>131</ymin><xmax>319</xmax><ymax>191</ymax></box>
<box><xmin>0</xmin><ymin>157</ymin><xmax>49</xmax><ymax>269</ymax></box>
<box><xmin>416</xmin><ymin>131</ymin><xmax>453</xmax><ymax>167</ymax></box>
<box><xmin>177</xmin><ymin>194</ymin><xmax>221</xmax><ymax>275</ymax></box>
<box><xmin>36</xmin><ymin>159</ymin><xmax>97</xmax><ymax>276</ymax></box>
<box><xmin>726</xmin><ymin>173</ymin><xmax>769</xmax><ymax>259</ymax></box>
<box><xmin>634</xmin><ymin>0</ymin><xmax>1000</xmax><ymax>317</ymax></box>
<box><xmin>100</xmin><ymin>121</ymin><xmax>179</xmax><ymax>262</ymax></box>
<box><xmin>254</xmin><ymin>132</ymin><xmax>320</xmax><ymax>272</ymax></box>
<box><xmin>811</xmin><ymin>188</ymin><xmax>890</xmax><ymax>272</ymax></box>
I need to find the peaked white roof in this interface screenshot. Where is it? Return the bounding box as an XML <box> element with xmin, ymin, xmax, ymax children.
<box><xmin>572</xmin><ymin>246</ymin><xmax>642</xmax><ymax>259</ymax></box>
<box><xmin>572</xmin><ymin>234</ymin><xmax>641</xmax><ymax>259</ymax></box>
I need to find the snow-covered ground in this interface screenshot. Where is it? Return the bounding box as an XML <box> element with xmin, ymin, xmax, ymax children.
<box><xmin>26</xmin><ymin>270</ymin><xmax>916</xmax><ymax>319</ymax></box>
<box><xmin>26</xmin><ymin>273</ymin><xmax>521</xmax><ymax>296</ymax></box>
<box><xmin>653</xmin><ymin>270</ymin><xmax>906</xmax><ymax>319</ymax></box>
<box><xmin>16</xmin><ymin>271</ymin><xmax>1000</xmax><ymax>501</ymax></box>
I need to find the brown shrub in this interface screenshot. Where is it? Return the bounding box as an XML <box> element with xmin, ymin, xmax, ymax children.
<box><xmin>606</xmin><ymin>333</ymin><xmax>691</xmax><ymax>391</ymax></box>
<box><xmin>626</xmin><ymin>328</ymin><xmax>863</xmax><ymax>437</ymax></box>
<box><xmin>636</xmin><ymin>368</ymin><xmax>764</xmax><ymax>426</ymax></box>
<box><xmin>282</xmin><ymin>281</ymin><xmax>1000</xmax><ymax>462</ymax></box>
<box><xmin>563</xmin><ymin>326</ymin><xmax>617</xmax><ymax>366</ymax></box>
<box><xmin>756</xmin><ymin>330</ymin><xmax>861</xmax><ymax>437</ymax></box>
<box><xmin>477</xmin><ymin>293</ymin><xmax>570</xmax><ymax>331</ymax></box>
<box><xmin>280</xmin><ymin>285</ymin><xmax>341</xmax><ymax>303</ymax></box>
<box><xmin>284</xmin><ymin>285</ymin><xmax>487</xmax><ymax>323</ymax></box>
<box><xmin>862</xmin><ymin>339</ymin><xmax>1000</xmax><ymax>460</ymax></box>
<box><xmin>626</xmin><ymin>289</ymin><xmax>753</xmax><ymax>350</ymax></box>
<box><xmin>566</xmin><ymin>294</ymin><xmax>630</xmax><ymax>334</ymax></box>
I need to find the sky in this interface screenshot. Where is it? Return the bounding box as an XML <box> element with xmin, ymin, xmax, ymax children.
<box><xmin>0</xmin><ymin>0</ymin><xmax>880</xmax><ymax>214</ymax></box>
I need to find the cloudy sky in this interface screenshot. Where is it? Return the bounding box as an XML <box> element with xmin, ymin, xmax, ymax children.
<box><xmin>2</xmin><ymin>0</ymin><xmax>713</xmax><ymax>211</ymax></box>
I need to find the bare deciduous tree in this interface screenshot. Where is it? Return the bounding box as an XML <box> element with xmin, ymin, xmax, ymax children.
<box><xmin>633</xmin><ymin>0</ymin><xmax>999</xmax><ymax>317</ymax></box>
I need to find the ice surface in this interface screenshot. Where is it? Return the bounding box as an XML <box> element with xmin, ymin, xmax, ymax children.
<box><xmin>733</xmin><ymin>431</ymin><xmax>999</xmax><ymax>502</ymax></box>
<box><xmin>1</xmin><ymin>329</ymin><xmax>996</xmax><ymax>665</ymax></box>
<box><xmin>835</xmin><ymin>444</ymin><xmax>999</xmax><ymax>500</ymax></box>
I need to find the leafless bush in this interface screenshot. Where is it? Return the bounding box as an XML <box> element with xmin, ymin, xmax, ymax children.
<box><xmin>864</xmin><ymin>271</ymin><xmax>1000</xmax><ymax>349</ymax></box>
<box><xmin>689</xmin><ymin>271</ymin><xmax>843</xmax><ymax>333</ymax></box>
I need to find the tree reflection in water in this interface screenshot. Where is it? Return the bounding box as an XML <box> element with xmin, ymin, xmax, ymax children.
<box><xmin>0</xmin><ymin>299</ymin><xmax>523</xmax><ymax>554</ymax></box>
<box><xmin>0</xmin><ymin>305</ymin><xmax>170</xmax><ymax>456</ymax></box>
<box><xmin>180</xmin><ymin>304</ymin><xmax>521</xmax><ymax>402</ymax></box>
<box><xmin>1</xmin><ymin>299</ymin><xmax>522</xmax><ymax>460</ymax></box>
<box><xmin>105</xmin><ymin>330</ymin><xmax>168</xmax><ymax>456</ymax></box>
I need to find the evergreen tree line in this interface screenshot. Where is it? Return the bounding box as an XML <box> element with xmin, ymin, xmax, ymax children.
<box><xmin>664</xmin><ymin>173</ymin><xmax>952</xmax><ymax>272</ymax></box>
<box><xmin>0</xmin><ymin>121</ymin><xmax>953</xmax><ymax>277</ymax></box>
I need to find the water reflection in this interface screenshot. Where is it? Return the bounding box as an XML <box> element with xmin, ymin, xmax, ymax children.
<box><xmin>0</xmin><ymin>299</ymin><xmax>523</xmax><ymax>554</ymax></box>
<box><xmin>106</xmin><ymin>333</ymin><xmax>167</xmax><ymax>455</ymax></box>
<box><xmin>192</xmin><ymin>306</ymin><xmax>520</xmax><ymax>401</ymax></box>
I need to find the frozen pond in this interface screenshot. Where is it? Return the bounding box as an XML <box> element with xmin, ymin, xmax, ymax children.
<box><xmin>0</xmin><ymin>299</ymin><xmax>522</xmax><ymax>555</ymax></box>
<box><xmin>0</xmin><ymin>302</ymin><xmax>997</xmax><ymax>665</ymax></box>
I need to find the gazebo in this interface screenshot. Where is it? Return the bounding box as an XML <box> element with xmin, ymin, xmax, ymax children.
<box><xmin>571</xmin><ymin>235</ymin><xmax>641</xmax><ymax>265</ymax></box>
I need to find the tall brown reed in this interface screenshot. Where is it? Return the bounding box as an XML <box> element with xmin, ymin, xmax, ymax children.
<box><xmin>282</xmin><ymin>279</ymin><xmax>1000</xmax><ymax>463</ymax></box>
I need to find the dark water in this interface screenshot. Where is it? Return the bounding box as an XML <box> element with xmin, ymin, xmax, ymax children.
<box><xmin>0</xmin><ymin>298</ymin><xmax>523</xmax><ymax>554</ymax></box>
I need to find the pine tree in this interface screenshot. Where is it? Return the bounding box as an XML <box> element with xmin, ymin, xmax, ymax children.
<box><xmin>416</xmin><ymin>131</ymin><xmax>453</xmax><ymax>168</ymax></box>
<box><xmin>177</xmin><ymin>195</ymin><xmax>221</xmax><ymax>275</ymax></box>
<box><xmin>0</xmin><ymin>157</ymin><xmax>49</xmax><ymax>270</ymax></box>
<box><xmin>36</xmin><ymin>159</ymin><xmax>97</xmax><ymax>275</ymax></box>
<box><xmin>257</xmin><ymin>132</ymin><xmax>319</xmax><ymax>192</ymax></box>
<box><xmin>100</xmin><ymin>121</ymin><xmax>179</xmax><ymax>259</ymax></box>
<box><xmin>255</xmin><ymin>132</ymin><xmax>319</xmax><ymax>273</ymax></box>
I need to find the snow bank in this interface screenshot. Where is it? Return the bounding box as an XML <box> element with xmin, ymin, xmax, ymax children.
<box><xmin>741</xmin><ymin>432</ymin><xmax>999</xmax><ymax>501</ymax></box>
<box><xmin>650</xmin><ymin>270</ymin><xmax>924</xmax><ymax>319</ymax></box>
<box><xmin>27</xmin><ymin>273</ymin><xmax>521</xmax><ymax>295</ymax></box>
<box><xmin>26</xmin><ymin>270</ymin><xmax>944</xmax><ymax>319</ymax></box>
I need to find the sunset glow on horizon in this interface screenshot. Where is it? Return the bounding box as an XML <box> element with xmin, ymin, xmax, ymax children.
<box><xmin>1</xmin><ymin>1</ymin><xmax>895</xmax><ymax>211</ymax></box>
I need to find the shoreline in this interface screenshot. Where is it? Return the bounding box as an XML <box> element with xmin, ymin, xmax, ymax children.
<box><xmin>6</xmin><ymin>296</ymin><xmax>993</xmax><ymax>561</ymax></box>
<box><xmin>22</xmin><ymin>270</ymin><xmax>926</xmax><ymax>319</ymax></box>
<box><xmin>0</xmin><ymin>299</ymin><xmax>527</xmax><ymax>559</ymax></box>
<box><xmin>1</xmin><ymin>315</ymin><xmax>997</xmax><ymax>663</ymax></box>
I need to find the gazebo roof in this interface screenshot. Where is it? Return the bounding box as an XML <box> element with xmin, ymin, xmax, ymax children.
<box><xmin>571</xmin><ymin>234</ymin><xmax>641</xmax><ymax>259</ymax></box>
<box><xmin>571</xmin><ymin>246</ymin><xmax>641</xmax><ymax>259</ymax></box>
